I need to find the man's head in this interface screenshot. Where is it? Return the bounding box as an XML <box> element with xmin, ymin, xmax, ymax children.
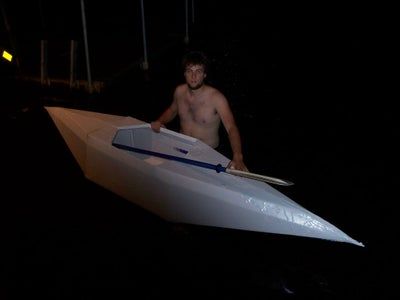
<box><xmin>182</xmin><ymin>51</ymin><xmax>209</xmax><ymax>90</ymax></box>
<box><xmin>182</xmin><ymin>51</ymin><xmax>209</xmax><ymax>73</ymax></box>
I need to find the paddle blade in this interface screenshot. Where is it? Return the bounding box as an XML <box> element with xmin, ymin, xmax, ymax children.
<box><xmin>226</xmin><ymin>169</ymin><xmax>294</xmax><ymax>186</ymax></box>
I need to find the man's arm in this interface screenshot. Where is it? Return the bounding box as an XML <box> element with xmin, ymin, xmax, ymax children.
<box><xmin>214</xmin><ymin>93</ymin><xmax>248</xmax><ymax>171</ymax></box>
<box><xmin>151</xmin><ymin>89</ymin><xmax>179</xmax><ymax>132</ymax></box>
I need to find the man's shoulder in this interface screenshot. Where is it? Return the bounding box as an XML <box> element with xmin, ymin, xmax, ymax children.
<box><xmin>206</xmin><ymin>86</ymin><xmax>227</xmax><ymax>102</ymax></box>
<box><xmin>173</xmin><ymin>84</ymin><xmax>186</xmax><ymax>98</ymax></box>
<box><xmin>175</xmin><ymin>83</ymin><xmax>187</xmax><ymax>92</ymax></box>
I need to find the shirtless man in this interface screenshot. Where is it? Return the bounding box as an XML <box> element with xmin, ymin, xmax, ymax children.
<box><xmin>151</xmin><ymin>51</ymin><xmax>248</xmax><ymax>172</ymax></box>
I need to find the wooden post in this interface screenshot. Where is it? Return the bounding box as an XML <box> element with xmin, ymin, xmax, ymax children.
<box><xmin>40</xmin><ymin>40</ymin><xmax>49</xmax><ymax>86</ymax></box>
<box><xmin>184</xmin><ymin>0</ymin><xmax>189</xmax><ymax>44</ymax></box>
<box><xmin>191</xmin><ymin>0</ymin><xmax>195</xmax><ymax>24</ymax></box>
<box><xmin>140</xmin><ymin>0</ymin><xmax>149</xmax><ymax>70</ymax></box>
<box><xmin>80</xmin><ymin>0</ymin><xmax>93</xmax><ymax>93</ymax></box>
<box><xmin>70</xmin><ymin>40</ymin><xmax>78</xmax><ymax>89</ymax></box>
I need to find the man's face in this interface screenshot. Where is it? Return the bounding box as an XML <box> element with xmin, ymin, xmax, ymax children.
<box><xmin>184</xmin><ymin>64</ymin><xmax>206</xmax><ymax>90</ymax></box>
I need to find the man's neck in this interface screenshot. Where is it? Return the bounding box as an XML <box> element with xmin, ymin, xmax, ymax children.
<box><xmin>188</xmin><ymin>83</ymin><xmax>205</xmax><ymax>94</ymax></box>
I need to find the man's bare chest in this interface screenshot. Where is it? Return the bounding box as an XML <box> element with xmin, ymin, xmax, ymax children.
<box><xmin>179</xmin><ymin>98</ymin><xmax>219</xmax><ymax>125</ymax></box>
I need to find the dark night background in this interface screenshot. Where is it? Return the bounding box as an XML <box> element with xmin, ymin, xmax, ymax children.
<box><xmin>1</xmin><ymin>1</ymin><xmax>398</xmax><ymax>298</ymax></box>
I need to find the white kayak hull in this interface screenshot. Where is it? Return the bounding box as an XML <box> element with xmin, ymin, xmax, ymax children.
<box><xmin>45</xmin><ymin>106</ymin><xmax>363</xmax><ymax>247</ymax></box>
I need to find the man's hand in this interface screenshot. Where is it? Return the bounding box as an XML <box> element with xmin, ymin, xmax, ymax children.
<box><xmin>150</xmin><ymin>120</ymin><xmax>164</xmax><ymax>133</ymax></box>
<box><xmin>228</xmin><ymin>158</ymin><xmax>248</xmax><ymax>172</ymax></box>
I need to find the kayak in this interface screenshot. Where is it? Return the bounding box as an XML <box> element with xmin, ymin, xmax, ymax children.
<box><xmin>45</xmin><ymin>106</ymin><xmax>363</xmax><ymax>247</ymax></box>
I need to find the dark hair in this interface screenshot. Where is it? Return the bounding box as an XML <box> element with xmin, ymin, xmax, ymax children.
<box><xmin>182</xmin><ymin>51</ymin><xmax>209</xmax><ymax>73</ymax></box>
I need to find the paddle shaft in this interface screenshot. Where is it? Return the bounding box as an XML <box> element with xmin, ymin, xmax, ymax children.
<box><xmin>112</xmin><ymin>143</ymin><xmax>293</xmax><ymax>186</ymax></box>
<box><xmin>113</xmin><ymin>142</ymin><xmax>226</xmax><ymax>172</ymax></box>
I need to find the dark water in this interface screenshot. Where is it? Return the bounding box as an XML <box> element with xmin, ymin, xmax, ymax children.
<box><xmin>2</xmin><ymin>104</ymin><xmax>396</xmax><ymax>298</ymax></box>
<box><xmin>1</xmin><ymin>1</ymin><xmax>398</xmax><ymax>299</ymax></box>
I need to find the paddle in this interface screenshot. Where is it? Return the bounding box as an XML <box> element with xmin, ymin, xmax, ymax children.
<box><xmin>112</xmin><ymin>142</ymin><xmax>294</xmax><ymax>186</ymax></box>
